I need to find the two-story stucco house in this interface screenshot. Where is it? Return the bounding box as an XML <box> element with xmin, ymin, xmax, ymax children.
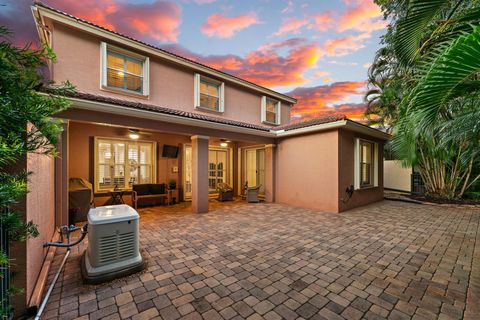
<box><xmin>12</xmin><ymin>2</ymin><xmax>389</xmax><ymax>314</ymax></box>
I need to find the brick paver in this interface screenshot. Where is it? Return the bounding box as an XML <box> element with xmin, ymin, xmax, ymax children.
<box><xmin>42</xmin><ymin>200</ymin><xmax>480</xmax><ymax>319</ymax></box>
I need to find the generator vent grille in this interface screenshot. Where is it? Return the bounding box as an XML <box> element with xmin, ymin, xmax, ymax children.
<box><xmin>99</xmin><ymin>232</ymin><xmax>135</xmax><ymax>264</ymax></box>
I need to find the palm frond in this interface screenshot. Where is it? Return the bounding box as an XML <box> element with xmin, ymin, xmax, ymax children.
<box><xmin>407</xmin><ymin>25</ymin><xmax>480</xmax><ymax>130</ymax></box>
<box><xmin>395</xmin><ymin>0</ymin><xmax>446</xmax><ymax>66</ymax></box>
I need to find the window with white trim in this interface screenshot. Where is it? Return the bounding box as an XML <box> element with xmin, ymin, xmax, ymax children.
<box><xmin>354</xmin><ymin>138</ymin><xmax>378</xmax><ymax>189</ymax></box>
<box><xmin>194</xmin><ymin>73</ymin><xmax>225</xmax><ymax>112</ymax></box>
<box><xmin>100</xmin><ymin>42</ymin><xmax>149</xmax><ymax>96</ymax></box>
<box><xmin>95</xmin><ymin>138</ymin><xmax>156</xmax><ymax>192</ymax></box>
<box><xmin>261</xmin><ymin>96</ymin><xmax>281</xmax><ymax>125</ymax></box>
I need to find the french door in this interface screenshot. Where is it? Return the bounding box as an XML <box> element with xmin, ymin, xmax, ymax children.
<box><xmin>183</xmin><ymin>145</ymin><xmax>231</xmax><ymax>200</ymax></box>
<box><xmin>208</xmin><ymin>149</ymin><xmax>228</xmax><ymax>193</ymax></box>
<box><xmin>244</xmin><ymin>148</ymin><xmax>265</xmax><ymax>194</ymax></box>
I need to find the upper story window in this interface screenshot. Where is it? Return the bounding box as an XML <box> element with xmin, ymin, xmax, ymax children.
<box><xmin>354</xmin><ymin>139</ymin><xmax>379</xmax><ymax>189</ymax></box>
<box><xmin>194</xmin><ymin>73</ymin><xmax>225</xmax><ymax>112</ymax></box>
<box><xmin>100</xmin><ymin>42</ymin><xmax>149</xmax><ymax>96</ymax></box>
<box><xmin>261</xmin><ymin>96</ymin><xmax>281</xmax><ymax>125</ymax></box>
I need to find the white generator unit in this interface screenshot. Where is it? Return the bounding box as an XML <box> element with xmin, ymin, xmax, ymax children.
<box><xmin>81</xmin><ymin>204</ymin><xmax>144</xmax><ymax>284</ymax></box>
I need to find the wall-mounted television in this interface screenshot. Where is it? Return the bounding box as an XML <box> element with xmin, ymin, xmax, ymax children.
<box><xmin>162</xmin><ymin>144</ymin><xmax>179</xmax><ymax>158</ymax></box>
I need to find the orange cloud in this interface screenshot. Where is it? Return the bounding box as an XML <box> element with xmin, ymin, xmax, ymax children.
<box><xmin>240</xmin><ymin>43</ymin><xmax>321</xmax><ymax>87</ymax></box>
<box><xmin>273</xmin><ymin>18</ymin><xmax>309</xmax><ymax>36</ymax></box>
<box><xmin>164</xmin><ymin>39</ymin><xmax>320</xmax><ymax>88</ymax></box>
<box><xmin>339</xmin><ymin>0</ymin><xmax>387</xmax><ymax>33</ymax></box>
<box><xmin>311</xmin><ymin>12</ymin><xmax>333</xmax><ymax>31</ymax></box>
<box><xmin>202</xmin><ymin>55</ymin><xmax>244</xmax><ymax>71</ymax></box>
<box><xmin>322</xmin><ymin>33</ymin><xmax>370</xmax><ymax>57</ymax></box>
<box><xmin>287</xmin><ymin>81</ymin><xmax>367</xmax><ymax>121</ymax></box>
<box><xmin>201</xmin><ymin>13</ymin><xmax>259</xmax><ymax>38</ymax></box>
<box><xmin>313</xmin><ymin>70</ymin><xmax>330</xmax><ymax>78</ymax></box>
<box><xmin>41</xmin><ymin>0</ymin><xmax>182</xmax><ymax>42</ymax></box>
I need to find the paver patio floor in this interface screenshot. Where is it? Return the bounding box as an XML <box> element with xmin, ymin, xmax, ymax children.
<box><xmin>41</xmin><ymin>200</ymin><xmax>480</xmax><ymax>320</ymax></box>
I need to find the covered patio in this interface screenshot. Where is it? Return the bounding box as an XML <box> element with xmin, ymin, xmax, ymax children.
<box><xmin>39</xmin><ymin>200</ymin><xmax>480</xmax><ymax>320</ymax></box>
<box><xmin>54</xmin><ymin>93</ymin><xmax>279</xmax><ymax>226</ymax></box>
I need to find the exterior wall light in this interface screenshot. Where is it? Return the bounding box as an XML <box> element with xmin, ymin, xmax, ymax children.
<box><xmin>129</xmin><ymin>129</ymin><xmax>140</xmax><ymax>139</ymax></box>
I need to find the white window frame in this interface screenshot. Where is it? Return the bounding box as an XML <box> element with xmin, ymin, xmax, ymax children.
<box><xmin>194</xmin><ymin>73</ymin><xmax>225</xmax><ymax>112</ymax></box>
<box><xmin>261</xmin><ymin>96</ymin><xmax>281</xmax><ymax>125</ymax></box>
<box><xmin>94</xmin><ymin>137</ymin><xmax>157</xmax><ymax>193</ymax></box>
<box><xmin>354</xmin><ymin>138</ymin><xmax>378</xmax><ymax>190</ymax></box>
<box><xmin>100</xmin><ymin>42</ymin><xmax>150</xmax><ymax>96</ymax></box>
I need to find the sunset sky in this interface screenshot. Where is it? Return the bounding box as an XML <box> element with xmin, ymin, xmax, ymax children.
<box><xmin>0</xmin><ymin>0</ymin><xmax>386</xmax><ymax>122</ymax></box>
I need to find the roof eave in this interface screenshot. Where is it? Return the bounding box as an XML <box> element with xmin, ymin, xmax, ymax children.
<box><xmin>275</xmin><ymin>120</ymin><xmax>348</xmax><ymax>137</ymax></box>
<box><xmin>32</xmin><ymin>3</ymin><xmax>297</xmax><ymax>105</ymax></box>
<box><xmin>61</xmin><ymin>96</ymin><xmax>277</xmax><ymax>138</ymax></box>
<box><xmin>275</xmin><ymin>120</ymin><xmax>390</xmax><ymax>140</ymax></box>
<box><xmin>344</xmin><ymin>120</ymin><xmax>391</xmax><ymax>140</ymax></box>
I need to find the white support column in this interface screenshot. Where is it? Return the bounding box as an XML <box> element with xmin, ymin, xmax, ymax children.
<box><xmin>191</xmin><ymin>135</ymin><xmax>209</xmax><ymax>213</ymax></box>
<box><xmin>264</xmin><ymin>144</ymin><xmax>276</xmax><ymax>203</ymax></box>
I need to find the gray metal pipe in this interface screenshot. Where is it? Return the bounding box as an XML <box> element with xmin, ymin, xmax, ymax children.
<box><xmin>34</xmin><ymin>249</ymin><xmax>70</xmax><ymax>320</ymax></box>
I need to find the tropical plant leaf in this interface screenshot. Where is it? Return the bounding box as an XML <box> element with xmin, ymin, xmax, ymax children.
<box><xmin>395</xmin><ymin>0</ymin><xmax>446</xmax><ymax>65</ymax></box>
<box><xmin>407</xmin><ymin>25</ymin><xmax>480</xmax><ymax>129</ymax></box>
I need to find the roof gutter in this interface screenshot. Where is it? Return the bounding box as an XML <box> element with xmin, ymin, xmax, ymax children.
<box><xmin>32</xmin><ymin>4</ymin><xmax>297</xmax><ymax>105</ymax></box>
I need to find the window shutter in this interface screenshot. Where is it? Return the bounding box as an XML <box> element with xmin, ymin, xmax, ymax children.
<box><xmin>219</xmin><ymin>82</ymin><xmax>225</xmax><ymax>112</ymax></box>
<box><xmin>354</xmin><ymin>138</ymin><xmax>360</xmax><ymax>190</ymax></box>
<box><xmin>194</xmin><ymin>73</ymin><xmax>200</xmax><ymax>108</ymax></box>
<box><xmin>143</xmin><ymin>57</ymin><xmax>150</xmax><ymax>96</ymax></box>
<box><xmin>374</xmin><ymin>142</ymin><xmax>379</xmax><ymax>187</ymax></box>
<box><xmin>261</xmin><ymin>96</ymin><xmax>266</xmax><ymax>122</ymax></box>
<box><xmin>276</xmin><ymin>101</ymin><xmax>281</xmax><ymax>125</ymax></box>
<box><xmin>100</xmin><ymin>42</ymin><xmax>107</xmax><ymax>88</ymax></box>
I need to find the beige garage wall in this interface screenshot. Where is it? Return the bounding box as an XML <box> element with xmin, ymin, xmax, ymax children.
<box><xmin>384</xmin><ymin>160</ymin><xmax>411</xmax><ymax>192</ymax></box>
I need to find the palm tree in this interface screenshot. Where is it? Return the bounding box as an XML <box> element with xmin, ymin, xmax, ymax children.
<box><xmin>368</xmin><ymin>0</ymin><xmax>480</xmax><ymax>199</ymax></box>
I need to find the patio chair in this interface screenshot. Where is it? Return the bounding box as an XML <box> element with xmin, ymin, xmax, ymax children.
<box><xmin>217</xmin><ymin>182</ymin><xmax>234</xmax><ymax>201</ymax></box>
<box><xmin>245</xmin><ymin>184</ymin><xmax>262</xmax><ymax>203</ymax></box>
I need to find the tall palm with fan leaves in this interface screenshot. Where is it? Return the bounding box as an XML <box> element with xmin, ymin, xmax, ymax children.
<box><xmin>367</xmin><ymin>0</ymin><xmax>480</xmax><ymax>199</ymax></box>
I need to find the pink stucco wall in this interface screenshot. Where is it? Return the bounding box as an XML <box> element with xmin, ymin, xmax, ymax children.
<box><xmin>338</xmin><ymin>129</ymin><xmax>384</xmax><ymax>212</ymax></box>
<box><xmin>26</xmin><ymin>152</ymin><xmax>55</xmax><ymax>303</ymax></box>
<box><xmin>275</xmin><ymin>129</ymin><xmax>385</xmax><ymax>213</ymax></box>
<box><xmin>49</xmin><ymin>22</ymin><xmax>291</xmax><ymax>127</ymax></box>
<box><xmin>275</xmin><ymin>130</ymin><xmax>340</xmax><ymax>213</ymax></box>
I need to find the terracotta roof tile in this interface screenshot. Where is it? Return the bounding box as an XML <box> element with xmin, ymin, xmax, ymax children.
<box><xmin>50</xmin><ymin>90</ymin><xmax>346</xmax><ymax>133</ymax></box>
<box><xmin>60</xmin><ymin>90</ymin><xmax>273</xmax><ymax>131</ymax></box>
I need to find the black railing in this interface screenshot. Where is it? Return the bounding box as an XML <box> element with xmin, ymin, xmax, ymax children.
<box><xmin>0</xmin><ymin>208</ymin><xmax>12</xmax><ymax>319</ymax></box>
